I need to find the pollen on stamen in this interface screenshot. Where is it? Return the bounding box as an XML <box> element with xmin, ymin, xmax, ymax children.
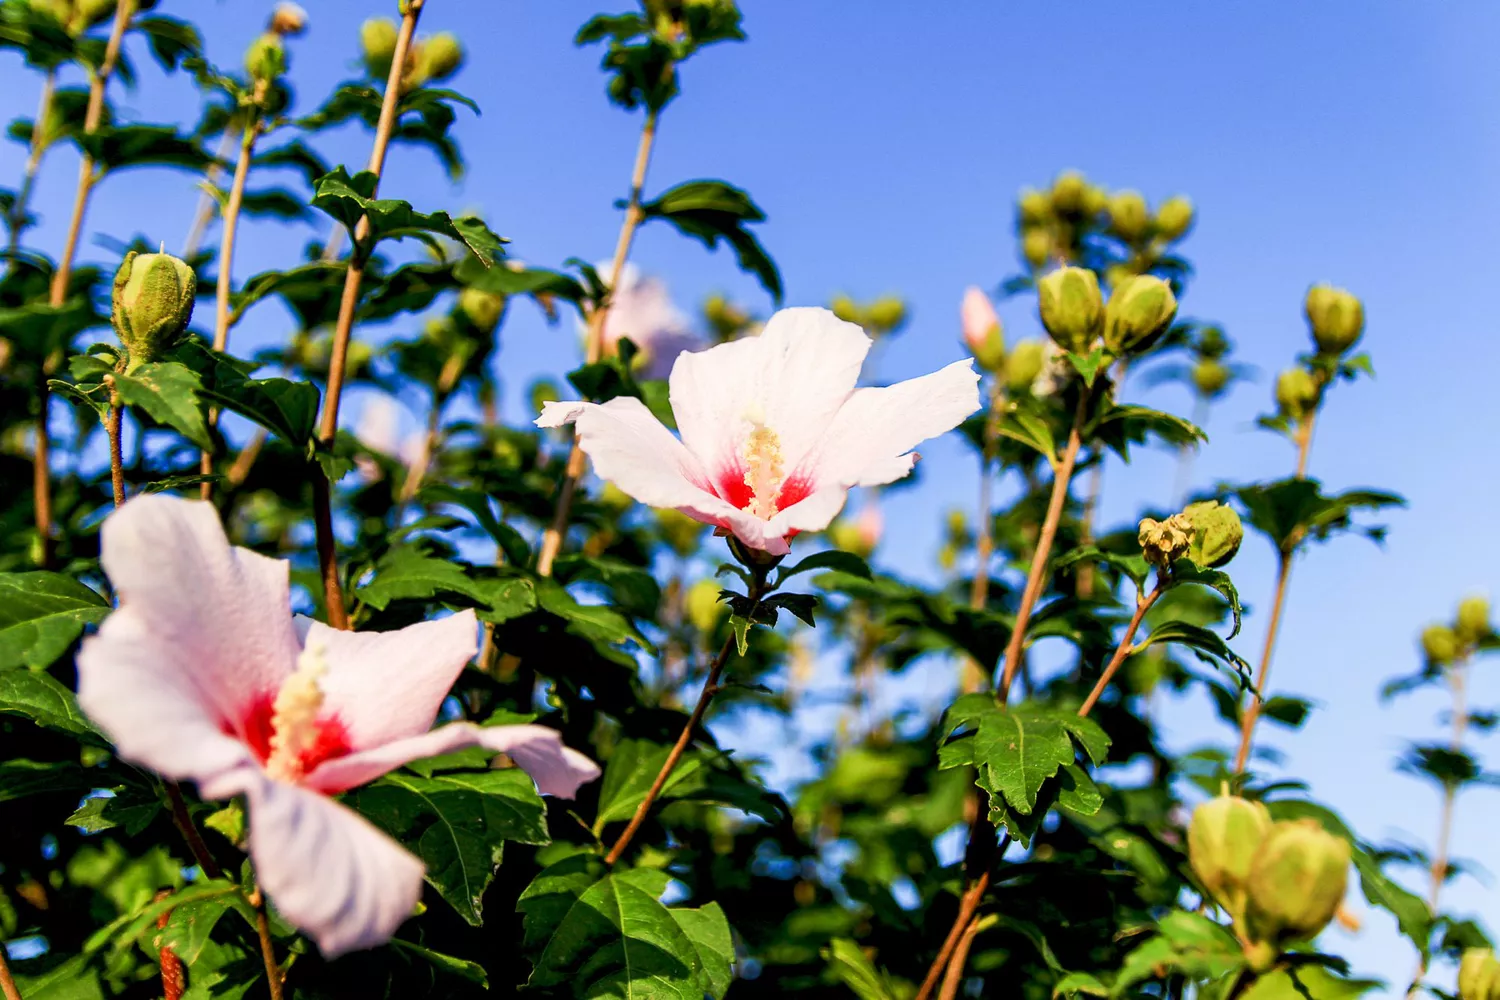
<box><xmin>265</xmin><ymin>643</ymin><xmax>329</xmax><ymax>782</ymax></box>
<box><xmin>742</xmin><ymin>423</ymin><xmax>785</xmax><ymax>520</ymax></box>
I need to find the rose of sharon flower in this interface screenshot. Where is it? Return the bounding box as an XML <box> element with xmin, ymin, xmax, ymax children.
<box><xmin>538</xmin><ymin>307</ymin><xmax>980</xmax><ymax>554</ymax></box>
<box><xmin>598</xmin><ymin>263</ymin><xmax>701</xmax><ymax>380</ymax></box>
<box><xmin>76</xmin><ymin>494</ymin><xmax>599</xmax><ymax>957</ymax></box>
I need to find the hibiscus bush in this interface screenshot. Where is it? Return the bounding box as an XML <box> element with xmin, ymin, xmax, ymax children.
<box><xmin>1</xmin><ymin>2</ymin><xmax>1496</xmax><ymax>1000</ymax></box>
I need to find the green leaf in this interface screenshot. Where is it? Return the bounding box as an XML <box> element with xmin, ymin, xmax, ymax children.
<box><xmin>0</xmin><ymin>758</ymin><xmax>92</xmax><ymax>802</ymax></box>
<box><xmin>518</xmin><ymin>856</ymin><xmax>735</xmax><ymax>998</ymax></box>
<box><xmin>1053</xmin><ymin>971</ymin><xmax>1109</xmax><ymax>998</ymax></box>
<box><xmin>1113</xmin><ymin>911</ymin><xmax>1243</xmax><ymax>995</ymax></box>
<box><xmin>1170</xmin><ymin>561</ymin><xmax>1243</xmax><ymax>638</ymax></box>
<box><xmin>1053</xmin><ymin>546</ymin><xmax>1149</xmax><ymax>589</ymax></box>
<box><xmin>66</xmin><ymin>784</ymin><xmax>161</xmax><ymax>836</ymax></box>
<box><xmin>536</xmin><ymin>577</ymin><xmax>650</xmax><ymax>649</ymax></box>
<box><xmin>1064</xmin><ymin>347</ymin><xmax>1109</xmax><ymax>388</ymax></box>
<box><xmin>345</xmin><ymin>766</ymin><xmax>549</xmax><ymax>925</ymax></box>
<box><xmin>172</xmin><ymin>340</ymin><xmax>319</xmax><ymax>447</ymax></box>
<box><xmin>0</xmin><ymin>571</ymin><xmax>109</xmax><ymax>670</ymax></box>
<box><xmin>420</xmin><ymin>483</ymin><xmax>531</xmax><ymax>567</ymax></box>
<box><xmin>594</xmin><ymin>739</ymin><xmax>785</xmax><ymax>832</ymax></box>
<box><xmin>311</xmin><ymin>167</ymin><xmax>506</xmax><ymax>266</ymax></box>
<box><xmin>973</xmin><ymin>706</ymin><xmax>1074</xmax><ymax>815</ymax></box>
<box><xmin>639</xmin><ymin>180</ymin><xmax>782</xmax><ymax>303</ymax></box>
<box><xmin>1091</xmin><ymin>402</ymin><xmax>1206</xmax><ymax>460</ymax></box>
<box><xmin>776</xmin><ymin>549</ymin><xmax>872</xmax><ymax>585</ymax></box>
<box><xmin>388</xmin><ymin>938</ymin><xmax>490</xmax><ymax>987</ymax></box>
<box><xmin>824</xmin><ymin>938</ymin><xmax>897</xmax><ymax>1000</ymax></box>
<box><xmin>728</xmin><ymin>613</ymin><xmax>751</xmax><ymax>656</ymax></box>
<box><xmin>0</xmin><ymin>669</ymin><xmax>107</xmax><ymax>745</ymax></box>
<box><xmin>996</xmin><ymin>403</ymin><xmax>1059</xmax><ymax>465</ymax></box>
<box><xmin>77</xmin><ymin>125</ymin><xmax>212</xmax><ymax>173</ymax></box>
<box><xmin>134</xmin><ymin>15</ymin><xmax>202</xmax><ymax>71</ymax></box>
<box><xmin>1239</xmin><ymin>966</ymin><xmax>1381</xmax><ymax>1000</ymax></box>
<box><xmin>1055</xmin><ymin>764</ymin><xmax>1103</xmax><ymax>816</ymax></box>
<box><xmin>113</xmin><ymin>361</ymin><xmax>213</xmax><ymax>450</ymax></box>
<box><xmin>1136</xmin><ymin>620</ymin><xmax>1251</xmax><ymax>684</ymax></box>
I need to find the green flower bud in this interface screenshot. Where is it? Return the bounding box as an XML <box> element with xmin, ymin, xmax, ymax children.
<box><xmin>1018</xmin><ymin>188</ymin><xmax>1051</xmax><ymax>225</ymax></box>
<box><xmin>1422</xmin><ymin>624</ymin><xmax>1460</xmax><ymax>666</ymax></box>
<box><xmin>1107</xmin><ymin>190</ymin><xmax>1149</xmax><ymax>242</ymax></box>
<box><xmin>1456</xmin><ymin>595</ymin><xmax>1491</xmax><ymax>645</ymax></box>
<box><xmin>865</xmin><ymin>295</ymin><xmax>907</xmax><ymax>335</ymax></box>
<box><xmin>829</xmin><ymin>293</ymin><xmax>859</xmax><ymax>325</ymax></box>
<box><xmin>1459</xmin><ymin>948</ymin><xmax>1500</xmax><ymax>1000</ymax></box>
<box><xmin>111</xmin><ymin>251</ymin><xmax>196</xmax><ymax>372</ymax></box>
<box><xmin>1187</xmin><ymin>794</ymin><xmax>1271</xmax><ymax>922</ymax></box>
<box><xmin>415</xmin><ymin>31</ymin><xmax>464</xmax><ymax>84</ymax></box>
<box><xmin>1104</xmin><ymin>274</ymin><xmax>1178</xmax><ymax>354</ymax></box>
<box><xmin>1138</xmin><ymin>513</ymin><xmax>1193</xmax><ymax>568</ymax></box>
<box><xmin>1036</xmin><ymin>266</ymin><xmax>1104</xmax><ymax>353</ymax></box>
<box><xmin>1156</xmin><ymin>195</ymin><xmax>1195</xmax><ymax>240</ymax></box>
<box><xmin>1197</xmin><ymin>325</ymin><xmax>1229</xmax><ymax>360</ymax></box>
<box><xmin>1244</xmin><ymin>820</ymin><xmax>1350</xmax><ymax>946</ymax></box>
<box><xmin>1005</xmin><ymin>340</ymin><xmax>1046</xmax><ymax>395</ymax></box>
<box><xmin>75</xmin><ymin>0</ymin><xmax>115</xmax><ymax>29</ymax></box>
<box><xmin>1184</xmin><ymin>501</ymin><xmax>1243</xmax><ymax>568</ymax></box>
<box><xmin>459</xmin><ymin>287</ymin><xmax>505</xmax><ymax>333</ymax></box>
<box><xmin>245</xmin><ymin>32</ymin><xmax>286</xmax><ymax>83</ymax></box>
<box><xmin>1049</xmin><ymin>171</ymin><xmax>1088</xmax><ymax>214</ymax></box>
<box><xmin>1192</xmin><ymin>358</ymin><xmax>1231</xmax><ymax>398</ymax></box>
<box><xmin>1021</xmin><ymin>227</ymin><xmax>1052</xmax><ymax>268</ymax></box>
<box><xmin>686</xmin><ymin>577</ymin><xmax>726</xmax><ymax>634</ymax></box>
<box><xmin>1274</xmin><ymin>367</ymin><xmax>1319</xmax><ymax>422</ymax></box>
<box><xmin>1304</xmin><ymin>285</ymin><xmax>1364</xmax><ymax>356</ymax></box>
<box><xmin>361</xmin><ymin>16</ymin><xmax>399</xmax><ymax>80</ymax></box>
<box><xmin>1081</xmin><ymin>183</ymin><xmax>1108</xmax><ymax>217</ymax></box>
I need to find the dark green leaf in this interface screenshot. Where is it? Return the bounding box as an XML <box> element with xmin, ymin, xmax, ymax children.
<box><xmin>0</xmin><ymin>571</ymin><xmax>109</xmax><ymax>670</ymax></box>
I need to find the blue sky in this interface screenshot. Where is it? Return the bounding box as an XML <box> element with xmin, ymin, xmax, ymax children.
<box><xmin>4</xmin><ymin>2</ymin><xmax>1498</xmax><ymax>993</ymax></box>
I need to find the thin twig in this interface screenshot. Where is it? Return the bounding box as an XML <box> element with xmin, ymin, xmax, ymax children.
<box><xmin>181</xmin><ymin>130</ymin><xmax>238</xmax><ymax>258</ymax></box>
<box><xmin>311</xmin><ymin>0</ymin><xmax>425</xmax><ymax>629</ymax></box>
<box><xmin>5</xmin><ymin>68</ymin><xmax>55</xmax><ymax>258</ymax></box>
<box><xmin>535</xmin><ymin>109</ymin><xmax>660</xmax><ymax>578</ymax></box>
<box><xmin>963</xmin><ymin>381</ymin><xmax>1003</xmax><ymax>692</ymax></box>
<box><xmin>164</xmin><ymin>782</ymin><xmax>222</xmax><ymax>879</ymax></box>
<box><xmin>937</xmin><ymin>916</ymin><xmax>983</xmax><ymax>1000</ymax></box>
<box><xmin>915</xmin><ymin>872</ymin><xmax>990</xmax><ymax>1000</ymax></box>
<box><xmin>1077</xmin><ymin>575</ymin><xmax>1165</xmax><ymax>717</ymax></box>
<box><xmin>249</xmin><ymin>889</ymin><xmax>284</xmax><ymax>1000</ymax></box>
<box><xmin>0</xmin><ymin>948</ymin><xmax>21</xmax><ymax>1000</ymax></box>
<box><xmin>106</xmin><ymin>391</ymin><xmax>125</xmax><ymax>507</ymax></box>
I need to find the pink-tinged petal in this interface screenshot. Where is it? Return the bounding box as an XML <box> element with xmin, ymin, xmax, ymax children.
<box><xmin>961</xmin><ymin>286</ymin><xmax>1001</xmax><ymax>352</ymax></box>
<box><xmin>220</xmin><ymin>766</ymin><xmax>423</xmax><ymax>958</ymax></box>
<box><xmin>303</xmin><ymin>723</ymin><xmax>601</xmax><ymax>799</ymax></box>
<box><xmin>536</xmin><ymin>397</ymin><xmax>742</xmax><ymax>528</ymax></box>
<box><xmin>302</xmin><ymin>610</ymin><xmax>478</xmax><ymax>751</ymax></box>
<box><xmin>95</xmin><ymin>494</ymin><xmax>299</xmax><ymax>735</ymax></box>
<box><xmin>669</xmin><ymin>307</ymin><xmax>870</xmax><ymax>476</ymax></box>
<box><xmin>768</xmin><ymin>485</ymin><xmax>852</xmax><ymax>540</ymax></box>
<box><xmin>794</xmin><ymin>359</ymin><xmax>980</xmax><ymax>490</ymax></box>
<box><xmin>77</xmin><ymin>611</ymin><xmax>254</xmax><ymax>784</ymax></box>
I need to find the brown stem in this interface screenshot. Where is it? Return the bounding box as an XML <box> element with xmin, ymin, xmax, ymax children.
<box><xmin>6</xmin><ymin>68</ymin><xmax>54</xmax><ymax>256</ymax></box>
<box><xmin>181</xmin><ymin>131</ymin><xmax>238</xmax><ymax>259</ymax></box>
<box><xmin>997</xmin><ymin>390</ymin><xmax>1089</xmax><ymax>701</ymax></box>
<box><xmin>106</xmin><ymin>395</ymin><xmax>124</xmax><ymax>508</ymax></box>
<box><xmin>311</xmin><ymin>0</ymin><xmax>424</xmax><ymax>627</ymax></box>
<box><xmin>154</xmin><ymin>890</ymin><xmax>184</xmax><ymax>1000</ymax></box>
<box><xmin>164</xmin><ymin>782</ymin><xmax>223</xmax><ymax>879</ymax></box>
<box><xmin>937</xmin><ymin>916</ymin><xmax>983</xmax><ymax>1000</ymax></box>
<box><xmin>536</xmin><ymin>109</ymin><xmax>660</xmax><ymax>578</ymax></box>
<box><xmin>201</xmin><ymin>81</ymin><xmax>268</xmax><ymax>500</ymax></box>
<box><xmin>1077</xmin><ymin>576</ymin><xmax>1165</xmax><ymax>717</ymax></box>
<box><xmin>0</xmin><ymin>948</ymin><xmax>21</xmax><ymax>1000</ymax></box>
<box><xmin>604</xmin><ymin>575</ymin><xmax>763</xmax><ymax>865</ymax></box>
<box><xmin>914</xmin><ymin>872</ymin><xmax>989</xmax><ymax>1000</ymax></box>
<box><xmin>250</xmin><ymin>889</ymin><xmax>284</xmax><ymax>1000</ymax></box>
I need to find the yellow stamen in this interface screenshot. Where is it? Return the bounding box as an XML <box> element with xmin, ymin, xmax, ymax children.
<box><xmin>742</xmin><ymin>422</ymin><xmax>785</xmax><ymax>520</ymax></box>
<box><xmin>265</xmin><ymin>643</ymin><xmax>328</xmax><ymax>782</ymax></box>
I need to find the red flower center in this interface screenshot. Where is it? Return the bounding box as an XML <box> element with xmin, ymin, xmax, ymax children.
<box><xmin>237</xmin><ymin>692</ymin><xmax>351</xmax><ymax>780</ymax></box>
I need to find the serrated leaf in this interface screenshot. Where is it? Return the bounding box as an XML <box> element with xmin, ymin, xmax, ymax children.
<box><xmin>825</xmin><ymin>938</ymin><xmax>897</xmax><ymax>1000</ymax></box>
<box><xmin>0</xmin><ymin>571</ymin><xmax>110</xmax><ymax>670</ymax></box>
<box><xmin>0</xmin><ymin>669</ymin><xmax>107</xmax><ymax>745</ymax></box>
<box><xmin>639</xmin><ymin>179</ymin><xmax>781</xmax><ymax>303</ymax></box>
<box><xmin>996</xmin><ymin>404</ymin><xmax>1058</xmax><ymax>465</ymax></box>
<box><xmin>776</xmin><ymin>549</ymin><xmax>872</xmax><ymax>584</ymax></box>
<box><xmin>113</xmin><ymin>361</ymin><xmax>213</xmax><ymax>450</ymax></box>
<box><xmin>973</xmin><ymin>707</ymin><xmax>1074</xmax><ymax>815</ymax></box>
<box><xmin>1171</xmin><ymin>561</ymin><xmax>1243</xmax><ymax>638</ymax></box>
<box><xmin>388</xmin><ymin>937</ymin><xmax>490</xmax><ymax>986</ymax></box>
<box><xmin>311</xmin><ymin>167</ymin><xmax>506</xmax><ymax>265</ymax></box>
<box><xmin>1053</xmin><ymin>545</ymin><xmax>1149</xmax><ymax>589</ymax></box>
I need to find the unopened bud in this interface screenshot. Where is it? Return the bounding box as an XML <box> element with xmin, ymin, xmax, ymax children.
<box><xmin>1459</xmin><ymin>948</ymin><xmax>1500</xmax><ymax>1000</ymax></box>
<box><xmin>1304</xmin><ymin>285</ymin><xmax>1364</xmax><ymax>356</ymax></box>
<box><xmin>829</xmin><ymin>506</ymin><xmax>881</xmax><ymax>560</ymax></box>
<box><xmin>459</xmin><ymin>287</ymin><xmax>505</xmax><ymax>333</ymax></box>
<box><xmin>112</xmin><ymin>251</ymin><xmax>196</xmax><ymax>372</ymax></box>
<box><xmin>1138</xmin><ymin>513</ymin><xmax>1192</xmax><ymax>567</ymax></box>
<box><xmin>865</xmin><ymin>295</ymin><xmax>907</xmax><ymax>335</ymax></box>
<box><xmin>961</xmin><ymin>286</ymin><xmax>1005</xmax><ymax>371</ymax></box>
<box><xmin>1274</xmin><ymin>367</ymin><xmax>1319</xmax><ymax>422</ymax></box>
<box><xmin>1192</xmin><ymin>358</ymin><xmax>1231</xmax><ymax>398</ymax></box>
<box><xmin>1422</xmin><ymin>624</ymin><xmax>1460</xmax><ymax>666</ymax></box>
<box><xmin>829</xmin><ymin>293</ymin><xmax>859</xmax><ymax>325</ymax></box>
<box><xmin>1037</xmin><ymin>266</ymin><xmax>1103</xmax><ymax>354</ymax></box>
<box><xmin>1018</xmin><ymin>188</ymin><xmax>1051</xmax><ymax>225</ymax></box>
<box><xmin>245</xmin><ymin>32</ymin><xmax>286</xmax><ymax>83</ymax></box>
<box><xmin>1104</xmin><ymin>274</ymin><xmax>1177</xmax><ymax>354</ymax></box>
<box><xmin>1456</xmin><ymin>595</ymin><xmax>1491</xmax><ymax>645</ymax></box>
<box><xmin>415</xmin><ymin>31</ymin><xmax>464</xmax><ymax>84</ymax></box>
<box><xmin>1197</xmin><ymin>325</ymin><xmax>1229</xmax><ymax>360</ymax></box>
<box><xmin>1187</xmin><ymin>794</ymin><xmax>1271</xmax><ymax>922</ymax></box>
<box><xmin>1244</xmin><ymin>820</ymin><xmax>1351</xmax><ymax>946</ymax></box>
<box><xmin>361</xmin><ymin>16</ymin><xmax>399</xmax><ymax>80</ymax></box>
<box><xmin>686</xmin><ymin>578</ymin><xmax>726</xmax><ymax>634</ymax></box>
<box><xmin>1049</xmin><ymin>171</ymin><xmax>1088</xmax><ymax>214</ymax></box>
<box><xmin>1005</xmin><ymin>340</ymin><xmax>1046</xmax><ymax>395</ymax></box>
<box><xmin>1156</xmin><ymin>196</ymin><xmax>1195</xmax><ymax>241</ymax></box>
<box><xmin>1021</xmin><ymin>227</ymin><xmax>1052</xmax><ymax>268</ymax></box>
<box><xmin>1184</xmin><ymin>501</ymin><xmax>1243</xmax><ymax>568</ymax></box>
<box><xmin>269</xmin><ymin>2</ymin><xmax>307</xmax><ymax>36</ymax></box>
<box><xmin>1107</xmin><ymin>190</ymin><xmax>1149</xmax><ymax>242</ymax></box>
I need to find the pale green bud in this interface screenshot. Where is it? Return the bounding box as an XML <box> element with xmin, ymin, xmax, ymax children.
<box><xmin>1187</xmin><ymin>794</ymin><xmax>1271</xmax><ymax>922</ymax></box>
<box><xmin>1197</xmin><ymin>325</ymin><xmax>1229</xmax><ymax>359</ymax></box>
<box><xmin>1004</xmin><ymin>340</ymin><xmax>1046</xmax><ymax>395</ymax></box>
<box><xmin>1274</xmin><ymin>367</ymin><xmax>1319</xmax><ymax>422</ymax></box>
<box><xmin>1422</xmin><ymin>624</ymin><xmax>1460</xmax><ymax>666</ymax></box>
<box><xmin>1081</xmin><ymin>183</ymin><xmax>1107</xmax><ymax>218</ymax></box>
<box><xmin>1456</xmin><ymin>595</ymin><xmax>1491</xmax><ymax>646</ymax></box>
<box><xmin>245</xmin><ymin>32</ymin><xmax>286</xmax><ymax>83</ymax></box>
<box><xmin>1107</xmin><ymin>190</ymin><xmax>1150</xmax><ymax>242</ymax></box>
<box><xmin>1244</xmin><ymin>819</ymin><xmax>1351</xmax><ymax>946</ymax></box>
<box><xmin>75</xmin><ymin>0</ymin><xmax>115</xmax><ymax>29</ymax></box>
<box><xmin>1459</xmin><ymin>948</ymin><xmax>1500</xmax><ymax>1000</ymax></box>
<box><xmin>1021</xmin><ymin>227</ymin><xmax>1051</xmax><ymax>268</ymax></box>
<box><xmin>1036</xmin><ymin>266</ymin><xmax>1104</xmax><ymax>353</ymax></box>
<box><xmin>1184</xmin><ymin>501</ymin><xmax>1243</xmax><ymax>568</ymax></box>
<box><xmin>1018</xmin><ymin>188</ymin><xmax>1051</xmax><ymax>225</ymax></box>
<box><xmin>865</xmin><ymin>295</ymin><xmax>907</xmax><ymax>335</ymax></box>
<box><xmin>1049</xmin><ymin>171</ymin><xmax>1088</xmax><ymax>214</ymax></box>
<box><xmin>1156</xmin><ymin>195</ymin><xmax>1195</xmax><ymax>240</ymax></box>
<box><xmin>361</xmin><ymin>17</ymin><xmax>399</xmax><ymax>80</ymax></box>
<box><xmin>1192</xmin><ymin>358</ymin><xmax>1230</xmax><ymax>398</ymax></box>
<box><xmin>459</xmin><ymin>287</ymin><xmax>505</xmax><ymax>333</ymax></box>
<box><xmin>1104</xmin><ymin>274</ymin><xmax>1177</xmax><ymax>354</ymax></box>
<box><xmin>112</xmin><ymin>251</ymin><xmax>196</xmax><ymax>372</ymax></box>
<box><xmin>829</xmin><ymin>293</ymin><xmax>859</xmax><ymax>325</ymax></box>
<box><xmin>1304</xmin><ymin>285</ymin><xmax>1364</xmax><ymax>356</ymax></box>
<box><xmin>415</xmin><ymin>32</ymin><xmax>464</xmax><ymax>84</ymax></box>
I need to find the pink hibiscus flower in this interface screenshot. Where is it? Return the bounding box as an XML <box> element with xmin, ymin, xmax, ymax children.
<box><xmin>537</xmin><ymin>306</ymin><xmax>980</xmax><ymax>555</ymax></box>
<box><xmin>76</xmin><ymin>494</ymin><xmax>599</xmax><ymax>957</ymax></box>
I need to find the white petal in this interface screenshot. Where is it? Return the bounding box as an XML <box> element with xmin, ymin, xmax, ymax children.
<box><xmin>224</xmin><ymin>767</ymin><xmax>424</xmax><ymax>958</ymax></box>
<box><xmin>794</xmin><ymin>359</ymin><xmax>980</xmax><ymax>490</ymax></box>
<box><xmin>303</xmin><ymin>611</ymin><xmax>478</xmax><ymax>752</ymax></box>
<box><xmin>303</xmin><ymin>723</ymin><xmax>601</xmax><ymax>798</ymax></box>
<box><xmin>669</xmin><ymin>307</ymin><xmax>870</xmax><ymax>478</ymax></box>
<box><xmin>768</xmin><ymin>485</ymin><xmax>853</xmax><ymax>540</ymax></box>
<box><xmin>534</xmin><ymin>397</ymin><xmax>742</xmax><ymax>527</ymax></box>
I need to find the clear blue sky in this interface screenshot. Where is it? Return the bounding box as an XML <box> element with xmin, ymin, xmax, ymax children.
<box><xmin>4</xmin><ymin>2</ymin><xmax>1498</xmax><ymax>993</ymax></box>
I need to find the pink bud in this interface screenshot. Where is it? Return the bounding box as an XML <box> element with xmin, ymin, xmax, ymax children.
<box><xmin>961</xmin><ymin>286</ymin><xmax>1000</xmax><ymax>351</ymax></box>
<box><xmin>856</xmin><ymin>503</ymin><xmax>883</xmax><ymax>551</ymax></box>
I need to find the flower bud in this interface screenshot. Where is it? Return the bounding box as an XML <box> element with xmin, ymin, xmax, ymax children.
<box><xmin>361</xmin><ymin>16</ymin><xmax>399</xmax><ymax>80</ymax></box>
<box><xmin>1104</xmin><ymin>274</ymin><xmax>1177</xmax><ymax>354</ymax></box>
<box><xmin>829</xmin><ymin>293</ymin><xmax>859</xmax><ymax>325</ymax></box>
<box><xmin>1156</xmin><ymin>196</ymin><xmax>1195</xmax><ymax>240</ymax></box>
<box><xmin>686</xmin><ymin>578</ymin><xmax>727</xmax><ymax>634</ymax></box>
<box><xmin>866</xmin><ymin>295</ymin><xmax>907</xmax><ymax>335</ymax></box>
<box><xmin>1459</xmin><ymin>948</ymin><xmax>1500</xmax><ymax>1000</ymax></box>
<box><xmin>1107</xmin><ymin>190</ymin><xmax>1150</xmax><ymax>242</ymax></box>
<box><xmin>1081</xmin><ymin>183</ymin><xmax>1107</xmax><ymax>217</ymax></box>
<box><xmin>1197</xmin><ymin>325</ymin><xmax>1229</xmax><ymax>360</ymax></box>
<box><xmin>1049</xmin><ymin>171</ymin><xmax>1088</xmax><ymax>214</ymax></box>
<box><xmin>1274</xmin><ymin>367</ymin><xmax>1319</xmax><ymax>422</ymax></box>
<box><xmin>1244</xmin><ymin>820</ymin><xmax>1351</xmax><ymax>946</ymax></box>
<box><xmin>245</xmin><ymin>32</ymin><xmax>286</xmax><ymax>83</ymax></box>
<box><xmin>1018</xmin><ymin>188</ymin><xmax>1051</xmax><ymax>225</ymax></box>
<box><xmin>961</xmin><ymin>286</ymin><xmax>1005</xmax><ymax>371</ymax></box>
<box><xmin>75</xmin><ymin>0</ymin><xmax>115</xmax><ymax>29</ymax></box>
<box><xmin>1138</xmin><ymin>513</ymin><xmax>1192</xmax><ymax>568</ymax></box>
<box><xmin>1456</xmin><ymin>595</ymin><xmax>1490</xmax><ymax>645</ymax></box>
<box><xmin>830</xmin><ymin>506</ymin><xmax>881</xmax><ymax>560</ymax></box>
<box><xmin>1184</xmin><ymin>501</ymin><xmax>1243</xmax><ymax>568</ymax></box>
<box><xmin>112</xmin><ymin>251</ymin><xmax>196</xmax><ymax>372</ymax></box>
<box><xmin>1192</xmin><ymin>358</ymin><xmax>1230</xmax><ymax>398</ymax></box>
<box><xmin>1304</xmin><ymin>285</ymin><xmax>1364</xmax><ymax>356</ymax></box>
<box><xmin>1422</xmin><ymin>624</ymin><xmax>1460</xmax><ymax>666</ymax></box>
<box><xmin>1005</xmin><ymin>340</ymin><xmax>1046</xmax><ymax>395</ymax></box>
<box><xmin>1037</xmin><ymin>266</ymin><xmax>1104</xmax><ymax>354</ymax></box>
<box><xmin>1021</xmin><ymin>227</ymin><xmax>1051</xmax><ymax>268</ymax></box>
<box><xmin>415</xmin><ymin>31</ymin><xmax>464</xmax><ymax>84</ymax></box>
<box><xmin>269</xmin><ymin>2</ymin><xmax>307</xmax><ymax>36</ymax></box>
<box><xmin>459</xmin><ymin>287</ymin><xmax>505</xmax><ymax>333</ymax></box>
<box><xmin>1187</xmin><ymin>794</ymin><xmax>1271</xmax><ymax>921</ymax></box>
